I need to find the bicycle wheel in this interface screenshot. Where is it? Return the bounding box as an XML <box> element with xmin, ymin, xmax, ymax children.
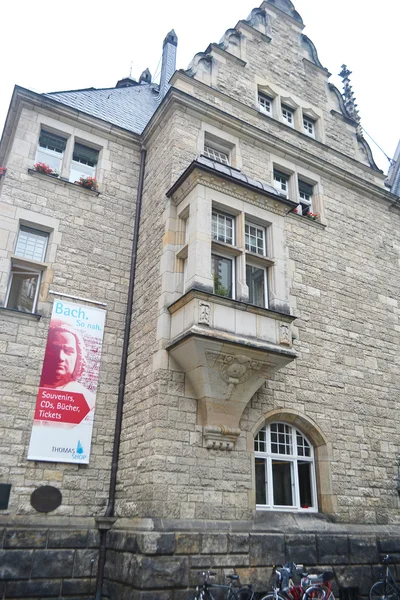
<box><xmin>260</xmin><ymin>594</ymin><xmax>288</xmax><ymax>600</ymax></box>
<box><xmin>303</xmin><ymin>586</ymin><xmax>327</xmax><ymax>600</ymax></box>
<box><xmin>227</xmin><ymin>589</ymin><xmax>254</xmax><ymax>600</ymax></box>
<box><xmin>370</xmin><ymin>581</ymin><xmax>399</xmax><ymax>600</ymax></box>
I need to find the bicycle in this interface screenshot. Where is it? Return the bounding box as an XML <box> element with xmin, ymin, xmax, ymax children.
<box><xmin>369</xmin><ymin>555</ymin><xmax>400</xmax><ymax>600</ymax></box>
<box><xmin>259</xmin><ymin>563</ymin><xmax>334</xmax><ymax>600</ymax></box>
<box><xmin>186</xmin><ymin>570</ymin><xmax>255</xmax><ymax>600</ymax></box>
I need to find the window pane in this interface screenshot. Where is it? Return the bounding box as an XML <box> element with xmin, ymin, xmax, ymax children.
<box><xmin>270</xmin><ymin>423</ymin><xmax>292</xmax><ymax>455</ymax></box>
<box><xmin>203</xmin><ymin>145</ymin><xmax>229</xmax><ymax>165</ymax></box>
<box><xmin>297</xmin><ymin>432</ymin><xmax>311</xmax><ymax>457</ymax></box>
<box><xmin>212</xmin><ymin>254</ymin><xmax>233</xmax><ymax>298</ymax></box>
<box><xmin>73</xmin><ymin>143</ymin><xmax>99</xmax><ymax>166</ymax></box>
<box><xmin>255</xmin><ymin>458</ymin><xmax>267</xmax><ymax>505</ymax></box>
<box><xmin>246</xmin><ymin>265</ymin><xmax>266</xmax><ymax>307</ymax></box>
<box><xmin>69</xmin><ymin>162</ymin><xmax>96</xmax><ymax>183</ymax></box>
<box><xmin>15</xmin><ymin>227</ymin><xmax>48</xmax><ymax>262</ymax></box>
<box><xmin>212</xmin><ymin>211</ymin><xmax>234</xmax><ymax>244</ymax></box>
<box><xmin>272</xmin><ymin>460</ymin><xmax>293</xmax><ymax>506</ymax></box>
<box><xmin>254</xmin><ymin>428</ymin><xmax>267</xmax><ymax>452</ymax></box>
<box><xmin>35</xmin><ymin>148</ymin><xmax>63</xmax><ymax>172</ymax></box>
<box><xmin>39</xmin><ymin>130</ymin><xmax>67</xmax><ymax>152</ymax></box>
<box><xmin>298</xmin><ymin>461</ymin><xmax>313</xmax><ymax>508</ymax></box>
<box><xmin>7</xmin><ymin>268</ymin><xmax>39</xmax><ymax>313</ymax></box>
<box><xmin>245</xmin><ymin>223</ymin><xmax>265</xmax><ymax>255</ymax></box>
<box><xmin>259</xmin><ymin>94</ymin><xmax>272</xmax><ymax>114</ymax></box>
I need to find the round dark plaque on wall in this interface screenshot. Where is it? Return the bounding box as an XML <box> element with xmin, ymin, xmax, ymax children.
<box><xmin>30</xmin><ymin>485</ymin><xmax>62</xmax><ymax>513</ymax></box>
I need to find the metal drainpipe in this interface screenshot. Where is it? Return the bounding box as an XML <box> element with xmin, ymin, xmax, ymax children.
<box><xmin>94</xmin><ymin>146</ymin><xmax>147</xmax><ymax>600</ymax></box>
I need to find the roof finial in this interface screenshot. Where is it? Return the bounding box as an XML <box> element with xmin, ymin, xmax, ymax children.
<box><xmin>339</xmin><ymin>64</ymin><xmax>362</xmax><ymax>135</ymax></box>
<box><xmin>129</xmin><ymin>61</ymin><xmax>133</xmax><ymax>78</ymax></box>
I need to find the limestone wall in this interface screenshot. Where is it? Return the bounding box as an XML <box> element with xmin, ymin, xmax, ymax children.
<box><xmin>0</xmin><ymin>104</ymin><xmax>140</xmax><ymax>516</ymax></box>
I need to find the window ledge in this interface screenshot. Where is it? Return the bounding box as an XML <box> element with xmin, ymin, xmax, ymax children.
<box><xmin>212</xmin><ymin>240</ymin><xmax>242</xmax><ymax>256</ymax></box>
<box><xmin>245</xmin><ymin>251</ymin><xmax>274</xmax><ymax>267</ymax></box>
<box><xmin>28</xmin><ymin>169</ymin><xmax>100</xmax><ymax>196</ymax></box>
<box><xmin>288</xmin><ymin>212</ymin><xmax>326</xmax><ymax>228</ymax></box>
<box><xmin>0</xmin><ymin>306</ymin><xmax>42</xmax><ymax>320</ymax></box>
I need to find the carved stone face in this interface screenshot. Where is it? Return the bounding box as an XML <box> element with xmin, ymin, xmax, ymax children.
<box><xmin>226</xmin><ymin>362</ymin><xmax>247</xmax><ymax>379</ymax></box>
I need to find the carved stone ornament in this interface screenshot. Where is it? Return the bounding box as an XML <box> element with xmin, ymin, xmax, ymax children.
<box><xmin>203</xmin><ymin>425</ymin><xmax>241</xmax><ymax>451</ymax></box>
<box><xmin>206</xmin><ymin>351</ymin><xmax>270</xmax><ymax>400</ymax></box>
<box><xmin>198</xmin><ymin>301</ymin><xmax>211</xmax><ymax>325</ymax></box>
<box><xmin>279</xmin><ymin>322</ymin><xmax>291</xmax><ymax>345</ymax></box>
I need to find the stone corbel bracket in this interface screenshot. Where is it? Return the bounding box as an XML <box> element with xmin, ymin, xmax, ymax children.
<box><xmin>203</xmin><ymin>425</ymin><xmax>241</xmax><ymax>451</ymax></box>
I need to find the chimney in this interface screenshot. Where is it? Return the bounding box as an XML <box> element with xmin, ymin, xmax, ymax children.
<box><xmin>158</xmin><ymin>29</ymin><xmax>178</xmax><ymax>100</ymax></box>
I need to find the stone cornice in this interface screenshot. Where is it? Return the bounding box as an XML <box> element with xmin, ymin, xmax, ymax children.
<box><xmin>167</xmin><ymin>288</ymin><xmax>296</xmax><ymax>323</ymax></box>
<box><xmin>166</xmin><ymin>161</ymin><xmax>296</xmax><ymax>215</ymax></box>
<box><xmin>206</xmin><ymin>43</ymin><xmax>247</xmax><ymax>67</ymax></box>
<box><xmin>146</xmin><ymin>83</ymin><xmax>397</xmax><ymax>207</ymax></box>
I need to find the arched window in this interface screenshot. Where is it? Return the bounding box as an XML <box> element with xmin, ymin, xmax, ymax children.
<box><xmin>254</xmin><ymin>422</ymin><xmax>317</xmax><ymax>512</ymax></box>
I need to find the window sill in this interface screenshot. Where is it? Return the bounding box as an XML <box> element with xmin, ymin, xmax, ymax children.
<box><xmin>288</xmin><ymin>212</ymin><xmax>326</xmax><ymax>228</ymax></box>
<box><xmin>0</xmin><ymin>306</ymin><xmax>42</xmax><ymax>320</ymax></box>
<box><xmin>28</xmin><ymin>169</ymin><xmax>100</xmax><ymax>196</ymax></box>
<box><xmin>212</xmin><ymin>240</ymin><xmax>242</xmax><ymax>256</ymax></box>
<box><xmin>245</xmin><ymin>250</ymin><xmax>274</xmax><ymax>267</ymax></box>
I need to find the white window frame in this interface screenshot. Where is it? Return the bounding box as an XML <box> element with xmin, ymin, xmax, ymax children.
<box><xmin>212</xmin><ymin>251</ymin><xmax>236</xmax><ymax>300</ymax></box>
<box><xmin>69</xmin><ymin>142</ymin><xmax>99</xmax><ymax>183</ymax></box>
<box><xmin>14</xmin><ymin>226</ymin><xmax>49</xmax><ymax>262</ymax></box>
<box><xmin>35</xmin><ymin>130</ymin><xmax>67</xmax><ymax>174</ymax></box>
<box><xmin>203</xmin><ymin>145</ymin><xmax>230</xmax><ymax>166</ymax></box>
<box><xmin>254</xmin><ymin>422</ymin><xmax>317</xmax><ymax>512</ymax></box>
<box><xmin>245</xmin><ymin>221</ymin><xmax>267</xmax><ymax>256</ymax></box>
<box><xmin>298</xmin><ymin>179</ymin><xmax>314</xmax><ymax>215</ymax></box>
<box><xmin>5</xmin><ymin>263</ymin><xmax>43</xmax><ymax>314</ymax></box>
<box><xmin>273</xmin><ymin>169</ymin><xmax>289</xmax><ymax>198</ymax></box>
<box><xmin>281</xmin><ymin>105</ymin><xmax>294</xmax><ymax>127</ymax></box>
<box><xmin>212</xmin><ymin>209</ymin><xmax>235</xmax><ymax>245</ymax></box>
<box><xmin>4</xmin><ymin>225</ymin><xmax>49</xmax><ymax>314</ymax></box>
<box><xmin>303</xmin><ymin>116</ymin><xmax>315</xmax><ymax>138</ymax></box>
<box><xmin>258</xmin><ymin>93</ymin><xmax>272</xmax><ymax>116</ymax></box>
<box><xmin>246</xmin><ymin>260</ymin><xmax>268</xmax><ymax>309</ymax></box>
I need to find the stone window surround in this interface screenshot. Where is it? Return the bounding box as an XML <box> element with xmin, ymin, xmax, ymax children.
<box><xmin>33</xmin><ymin>114</ymin><xmax>106</xmax><ymax>186</ymax></box>
<box><xmin>248</xmin><ymin>409</ymin><xmax>337</xmax><ymax>515</ymax></box>
<box><xmin>198</xmin><ymin>123</ymin><xmax>242</xmax><ymax>171</ymax></box>
<box><xmin>271</xmin><ymin>153</ymin><xmax>326</xmax><ymax>223</ymax></box>
<box><xmin>0</xmin><ymin>208</ymin><xmax>61</xmax><ymax>313</ymax></box>
<box><xmin>255</xmin><ymin>81</ymin><xmax>324</xmax><ymax>142</ymax></box>
<box><xmin>254</xmin><ymin>421</ymin><xmax>318</xmax><ymax>513</ymax></box>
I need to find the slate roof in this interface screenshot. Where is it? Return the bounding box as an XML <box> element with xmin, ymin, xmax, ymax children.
<box><xmin>45</xmin><ymin>84</ymin><xmax>159</xmax><ymax>135</ymax></box>
<box><xmin>167</xmin><ymin>156</ymin><xmax>297</xmax><ymax>208</ymax></box>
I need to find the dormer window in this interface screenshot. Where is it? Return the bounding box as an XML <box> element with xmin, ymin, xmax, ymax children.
<box><xmin>281</xmin><ymin>105</ymin><xmax>294</xmax><ymax>127</ymax></box>
<box><xmin>258</xmin><ymin>93</ymin><xmax>273</xmax><ymax>116</ymax></box>
<box><xmin>303</xmin><ymin>116</ymin><xmax>315</xmax><ymax>137</ymax></box>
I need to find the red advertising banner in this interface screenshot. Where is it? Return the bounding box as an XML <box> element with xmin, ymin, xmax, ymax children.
<box><xmin>27</xmin><ymin>300</ymin><xmax>106</xmax><ymax>464</ymax></box>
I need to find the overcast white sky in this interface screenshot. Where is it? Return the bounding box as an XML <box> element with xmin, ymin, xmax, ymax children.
<box><xmin>1</xmin><ymin>0</ymin><xmax>398</xmax><ymax>172</ymax></box>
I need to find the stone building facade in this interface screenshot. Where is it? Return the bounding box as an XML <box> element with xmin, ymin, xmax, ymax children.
<box><xmin>1</xmin><ymin>1</ymin><xmax>400</xmax><ymax>598</ymax></box>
